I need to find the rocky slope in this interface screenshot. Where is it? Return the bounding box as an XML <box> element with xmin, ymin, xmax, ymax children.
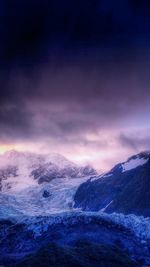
<box><xmin>74</xmin><ymin>152</ymin><xmax>150</xmax><ymax>217</ymax></box>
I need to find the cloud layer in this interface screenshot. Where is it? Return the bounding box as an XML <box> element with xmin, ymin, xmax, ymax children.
<box><xmin>0</xmin><ymin>1</ymin><xmax>150</xmax><ymax>169</ymax></box>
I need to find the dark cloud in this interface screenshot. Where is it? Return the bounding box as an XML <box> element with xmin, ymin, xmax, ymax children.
<box><xmin>0</xmin><ymin>1</ymin><xmax>150</xmax><ymax>169</ymax></box>
<box><xmin>0</xmin><ymin>102</ymin><xmax>35</xmax><ymax>142</ymax></box>
<box><xmin>119</xmin><ymin>132</ymin><xmax>150</xmax><ymax>152</ymax></box>
<box><xmin>0</xmin><ymin>53</ymin><xmax>150</xmax><ymax>145</ymax></box>
<box><xmin>1</xmin><ymin>0</ymin><xmax>150</xmax><ymax>68</ymax></box>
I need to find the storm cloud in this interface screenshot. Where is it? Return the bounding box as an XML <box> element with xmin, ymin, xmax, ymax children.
<box><xmin>0</xmin><ymin>0</ymin><xmax>150</xmax><ymax>169</ymax></box>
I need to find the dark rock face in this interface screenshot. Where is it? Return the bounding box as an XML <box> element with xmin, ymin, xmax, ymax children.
<box><xmin>74</xmin><ymin>152</ymin><xmax>150</xmax><ymax>217</ymax></box>
<box><xmin>0</xmin><ymin>166</ymin><xmax>18</xmax><ymax>191</ymax></box>
<box><xmin>42</xmin><ymin>190</ymin><xmax>51</xmax><ymax>198</ymax></box>
<box><xmin>79</xmin><ymin>165</ymin><xmax>97</xmax><ymax>177</ymax></box>
<box><xmin>31</xmin><ymin>163</ymin><xmax>96</xmax><ymax>184</ymax></box>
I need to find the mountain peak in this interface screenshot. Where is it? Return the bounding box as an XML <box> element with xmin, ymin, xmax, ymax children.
<box><xmin>3</xmin><ymin>149</ymin><xmax>21</xmax><ymax>157</ymax></box>
<box><xmin>2</xmin><ymin>149</ymin><xmax>38</xmax><ymax>160</ymax></box>
<box><xmin>0</xmin><ymin>150</ymin><xmax>96</xmax><ymax>193</ymax></box>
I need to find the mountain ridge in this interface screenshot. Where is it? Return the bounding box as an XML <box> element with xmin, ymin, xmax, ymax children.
<box><xmin>74</xmin><ymin>151</ymin><xmax>150</xmax><ymax>216</ymax></box>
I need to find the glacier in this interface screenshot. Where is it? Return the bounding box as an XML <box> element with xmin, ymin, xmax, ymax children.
<box><xmin>0</xmin><ymin>177</ymin><xmax>88</xmax><ymax>218</ymax></box>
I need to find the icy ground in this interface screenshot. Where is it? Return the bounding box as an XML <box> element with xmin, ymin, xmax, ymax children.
<box><xmin>0</xmin><ymin>177</ymin><xmax>88</xmax><ymax>218</ymax></box>
<box><xmin>1</xmin><ymin>177</ymin><xmax>150</xmax><ymax>265</ymax></box>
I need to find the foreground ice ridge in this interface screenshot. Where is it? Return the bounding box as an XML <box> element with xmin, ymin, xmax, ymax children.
<box><xmin>1</xmin><ymin>211</ymin><xmax>150</xmax><ymax>264</ymax></box>
<box><xmin>6</xmin><ymin>211</ymin><xmax>150</xmax><ymax>242</ymax></box>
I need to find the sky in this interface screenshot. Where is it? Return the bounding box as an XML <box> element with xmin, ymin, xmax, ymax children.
<box><xmin>0</xmin><ymin>0</ymin><xmax>150</xmax><ymax>171</ymax></box>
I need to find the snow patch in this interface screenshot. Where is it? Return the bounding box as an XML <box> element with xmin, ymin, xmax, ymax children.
<box><xmin>91</xmin><ymin>173</ymin><xmax>112</xmax><ymax>181</ymax></box>
<box><xmin>91</xmin><ymin>174</ymin><xmax>103</xmax><ymax>181</ymax></box>
<box><xmin>103</xmin><ymin>173</ymin><xmax>113</xmax><ymax>178</ymax></box>
<box><xmin>100</xmin><ymin>200</ymin><xmax>113</xmax><ymax>212</ymax></box>
<box><xmin>122</xmin><ymin>157</ymin><xmax>148</xmax><ymax>172</ymax></box>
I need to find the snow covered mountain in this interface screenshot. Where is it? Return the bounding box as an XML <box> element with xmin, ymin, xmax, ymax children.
<box><xmin>1</xmin><ymin>151</ymin><xmax>150</xmax><ymax>266</ymax></box>
<box><xmin>74</xmin><ymin>151</ymin><xmax>150</xmax><ymax>216</ymax></box>
<box><xmin>0</xmin><ymin>150</ymin><xmax>96</xmax><ymax>193</ymax></box>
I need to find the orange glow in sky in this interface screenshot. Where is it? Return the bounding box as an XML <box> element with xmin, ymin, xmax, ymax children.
<box><xmin>0</xmin><ymin>144</ymin><xmax>16</xmax><ymax>154</ymax></box>
<box><xmin>0</xmin><ymin>144</ymin><xmax>34</xmax><ymax>155</ymax></box>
